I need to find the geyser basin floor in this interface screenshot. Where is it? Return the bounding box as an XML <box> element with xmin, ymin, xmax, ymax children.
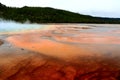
<box><xmin>1</xmin><ymin>24</ymin><xmax>120</xmax><ymax>80</ymax></box>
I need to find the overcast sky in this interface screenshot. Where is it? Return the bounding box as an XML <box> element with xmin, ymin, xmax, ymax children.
<box><xmin>0</xmin><ymin>0</ymin><xmax>120</xmax><ymax>18</ymax></box>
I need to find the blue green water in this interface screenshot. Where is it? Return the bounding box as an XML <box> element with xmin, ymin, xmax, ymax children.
<box><xmin>0</xmin><ymin>21</ymin><xmax>46</xmax><ymax>33</ymax></box>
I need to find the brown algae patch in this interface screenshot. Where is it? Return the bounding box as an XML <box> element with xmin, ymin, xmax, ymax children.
<box><xmin>0</xmin><ymin>40</ymin><xmax>4</xmax><ymax>46</ymax></box>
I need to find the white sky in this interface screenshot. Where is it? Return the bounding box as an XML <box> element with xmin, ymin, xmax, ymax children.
<box><xmin>0</xmin><ymin>0</ymin><xmax>120</xmax><ymax>18</ymax></box>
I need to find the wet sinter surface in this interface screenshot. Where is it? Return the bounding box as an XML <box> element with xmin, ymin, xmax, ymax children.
<box><xmin>1</xmin><ymin>23</ymin><xmax>120</xmax><ymax>80</ymax></box>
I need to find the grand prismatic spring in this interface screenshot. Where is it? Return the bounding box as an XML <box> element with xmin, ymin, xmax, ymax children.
<box><xmin>0</xmin><ymin>21</ymin><xmax>120</xmax><ymax>80</ymax></box>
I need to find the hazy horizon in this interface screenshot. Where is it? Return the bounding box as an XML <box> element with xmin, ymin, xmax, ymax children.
<box><xmin>0</xmin><ymin>0</ymin><xmax>120</xmax><ymax>18</ymax></box>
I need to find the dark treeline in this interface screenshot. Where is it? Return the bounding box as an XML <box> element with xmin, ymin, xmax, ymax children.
<box><xmin>0</xmin><ymin>3</ymin><xmax>120</xmax><ymax>23</ymax></box>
